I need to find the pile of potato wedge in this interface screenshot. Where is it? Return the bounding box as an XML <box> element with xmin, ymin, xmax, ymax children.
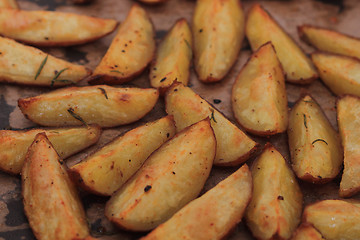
<box><xmin>2</xmin><ymin>0</ymin><xmax>360</xmax><ymax>239</ymax></box>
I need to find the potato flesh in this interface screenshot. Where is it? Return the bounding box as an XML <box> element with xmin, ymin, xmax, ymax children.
<box><xmin>291</xmin><ymin>224</ymin><xmax>324</xmax><ymax>240</ymax></box>
<box><xmin>70</xmin><ymin>116</ymin><xmax>176</xmax><ymax>196</ymax></box>
<box><xmin>150</xmin><ymin>19</ymin><xmax>192</xmax><ymax>92</ymax></box>
<box><xmin>0</xmin><ymin>125</ymin><xmax>100</xmax><ymax>174</ymax></box>
<box><xmin>337</xmin><ymin>95</ymin><xmax>360</xmax><ymax>197</ymax></box>
<box><xmin>299</xmin><ymin>25</ymin><xmax>360</xmax><ymax>60</ymax></box>
<box><xmin>232</xmin><ymin>42</ymin><xmax>287</xmax><ymax>135</ymax></box>
<box><xmin>288</xmin><ymin>95</ymin><xmax>342</xmax><ymax>182</ymax></box>
<box><xmin>193</xmin><ymin>0</ymin><xmax>244</xmax><ymax>82</ymax></box>
<box><xmin>165</xmin><ymin>83</ymin><xmax>257</xmax><ymax>166</ymax></box>
<box><xmin>18</xmin><ymin>85</ymin><xmax>159</xmax><ymax>127</ymax></box>
<box><xmin>312</xmin><ymin>52</ymin><xmax>360</xmax><ymax>96</ymax></box>
<box><xmin>105</xmin><ymin>119</ymin><xmax>216</xmax><ymax>231</ymax></box>
<box><xmin>0</xmin><ymin>0</ymin><xmax>18</xmax><ymax>8</ymax></box>
<box><xmin>245</xmin><ymin>144</ymin><xmax>303</xmax><ymax>240</ymax></box>
<box><xmin>22</xmin><ymin>133</ymin><xmax>89</xmax><ymax>240</ymax></box>
<box><xmin>246</xmin><ymin>4</ymin><xmax>317</xmax><ymax>84</ymax></box>
<box><xmin>303</xmin><ymin>200</ymin><xmax>360</xmax><ymax>240</ymax></box>
<box><xmin>0</xmin><ymin>9</ymin><xmax>117</xmax><ymax>46</ymax></box>
<box><xmin>92</xmin><ymin>4</ymin><xmax>155</xmax><ymax>84</ymax></box>
<box><xmin>141</xmin><ymin>164</ymin><xmax>252</xmax><ymax>240</ymax></box>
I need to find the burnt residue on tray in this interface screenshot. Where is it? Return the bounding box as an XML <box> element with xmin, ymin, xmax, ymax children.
<box><xmin>64</xmin><ymin>48</ymin><xmax>89</xmax><ymax>64</ymax></box>
<box><xmin>0</xmin><ymin>228</ymin><xmax>35</xmax><ymax>240</ymax></box>
<box><xmin>0</xmin><ymin>95</ymin><xmax>15</xmax><ymax>129</ymax></box>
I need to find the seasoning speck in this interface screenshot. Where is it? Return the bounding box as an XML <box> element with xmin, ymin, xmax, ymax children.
<box><xmin>144</xmin><ymin>185</ymin><xmax>152</xmax><ymax>192</ymax></box>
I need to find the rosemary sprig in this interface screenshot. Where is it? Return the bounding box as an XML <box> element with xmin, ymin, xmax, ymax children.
<box><xmin>303</xmin><ymin>114</ymin><xmax>307</xmax><ymax>129</ymax></box>
<box><xmin>184</xmin><ymin>39</ymin><xmax>192</xmax><ymax>50</ymax></box>
<box><xmin>98</xmin><ymin>87</ymin><xmax>108</xmax><ymax>99</ymax></box>
<box><xmin>34</xmin><ymin>55</ymin><xmax>48</xmax><ymax>80</ymax></box>
<box><xmin>209</xmin><ymin>108</ymin><xmax>217</xmax><ymax>123</ymax></box>
<box><xmin>110</xmin><ymin>70</ymin><xmax>123</xmax><ymax>74</ymax></box>
<box><xmin>67</xmin><ymin>108</ymin><xmax>88</xmax><ymax>127</ymax></box>
<box><xmin>50</xmin><ymin>68</ymin><xmax>69</xmax><ymax>87</ymax></box>
<box><xmin>312</xmin><ymin>139</ymin><xmax>328</xmax><ymax>145</ymax></box>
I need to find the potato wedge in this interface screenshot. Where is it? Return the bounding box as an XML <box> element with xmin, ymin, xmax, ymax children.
<box><xmin>288</xmin><ymin>95</ymin><xmax>343</xmax><ymax>183</ymax></box>
<box><xmin>22</xmin><ymin>133</ymin><xmax>89</xmax><ymax>240</ymax></box>
<box><xmin>246</xmin><ymin>4</ymin><xmax>318</xmax><ymax>84</ymax></box>
<box><xmin>0</xmin><ymin>0</ymin><xmax>18</xmax><ymax>9</ymax></box>
<box><xmin>298</xmin><ymin>25</ymin><xmax>360</xmax><ymax>60</ymax></box>
<box><xmin>150</xmin><ymin>18</ymin><xmax>192</xmax><ymax>94</ymax></box>
<box><xmin>245</xmin><ymin>143</ymin><xmax>303</xmax><ymax>240</ymax></box>
<box><xmin>337</xmin><ymin>95</ymin><xmax>360</xmax><ymax>197</ymax></box>
<box><xmin>105</xmin><ymin>118</ymin><xmax>216</xmax><ymax>231</ymax></box>
<box><xmin>303</xmin><ymin>199</ymin><xmax>360</xmax><ymax>240</ymax></box>
<box><xmin>18</xmin><ymin>85</ymin><xmax>159</xmax><ymax>127</ymax></box>
<box><xmin>291</xmin><ymin>224</ymin><xmax>324</xmax><ymax>240</ymax></box>
<box><xmin>0</xmin><ymin>36</ymin><xmax>91</xmax><ymax>86</ymax></box>
<box><xmin>192</xmin><ymin>0</ymin><xmax>245</xmax><ymax>82</ymax></box>
<box><xmin>70</xmin><ymin>116</ymin><xmax>176</xmax><ymax>196</ymax></box>
<box><xmin>141</xmin><ymin>164</ymin><xmax>252</xmax><ymax>240</ymax></box>
<box><xmin>0</xmin><ymin>9</ymin><xmax>117</xmax><ymax>47</ymax></box>
<box><xmin>90</xmin><ymin>4</ymin><xmax>155</xmax><ymax>85</ymax></box>
<box><xmin>232</xmin><ymin>42</ymin><xmax>287</xmax><ymax>136</ymax></box>
<box><xmin>312</xmin><ymin>52</ymin><xmax>360</xmax><ymax>96</ymax></box>
<box><xmin>0</xmin><ymin>125</ymin><xmax>101</xmax><ymax>175</ymax></box>
<box><xmin>165</xmin><ymin>83</ymin><xmax>258</xmax><ymax>166</ymax></box>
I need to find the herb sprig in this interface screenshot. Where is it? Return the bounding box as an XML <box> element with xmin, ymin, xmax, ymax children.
<box><xmin>34</xmin><ymin>55</ymin><xmax>48</xmax><ymax>80</ymax></box>
<box><xmin>67</xmin><ymin>108</ymin><xmax>88</xmax><ymax>127</ymax></box>
<box><xmin>98</xmin><ymin>87</ymin><xmax>108</xmax><ymax>99</ymax></box>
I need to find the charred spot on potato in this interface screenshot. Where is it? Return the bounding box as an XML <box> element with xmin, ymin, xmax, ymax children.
<box><xmin>199</xmin><ymin>29</ymin><xmax>203</xmax><ymax>33</ymax></box>
<box><xmin>277</xmin><ymin>195</ymin><xmax>284</xmax><ymax>200</ymax></box>
<box><xmin>144</xmin><ymin>185</ymin><xmax>152</xmax><ymax>192</ymax></box>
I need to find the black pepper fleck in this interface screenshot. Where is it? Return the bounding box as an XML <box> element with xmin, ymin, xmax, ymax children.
<box><xmin>144</xmin><ymin>185</ymin><xmax>152</xmax><ymax>192</ymax></box>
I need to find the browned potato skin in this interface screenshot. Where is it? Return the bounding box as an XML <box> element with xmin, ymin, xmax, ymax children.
<box><xmin>232</xmin><ymin>42</ymin><xmax>288</xmax><ymax>136</ymax></box>
<box><xmin>245</xmin><ymin>143</ymin><xmax>303</xmax><ymax>240</ymax></box>
<box><xmin>70</xmin><ymin>116</ymin><xmax>176</xmax><ymax>196</ymax></box>
<box><xmin>337</xmin><ymin>95</ymin><xmax>360</xmax><ymax>197</ymax></box>
<box><xmin>0</xmin><ymin>9</ymin><xmax>117</xmax><ymax>47</ymax></box>
<box><xmin>18</xmin><ymin>85</ymin><xmax>159</xmax><ymax>128</ymax></box>
<box><xmin>141</xmin><ymin>164</ymin><xmax>252</xmax><ymax>240</ymax></box>
<box><xmin>298</xmin><ymin>25</ymin><xmax>360</xmax><ymax>60</ymax></box>
<box><xmin>291</xmin><ymin>224</ymin><xmax>324</xmax><ymax>240</ymax></box>
<box><xmin>246</xmin><ymin>4</ymin><xmax>318</xmax><ymax>84</ymax></box>
<box><xmin>0</xmin><ymin>125</ymin><xmax>101</xmax><ymax>175</ymax></box>
<box><xmin>22</xmin><ymin>133</ymin><xmax>90</xmax><ymax>240</ymax></box>
<box><xmin>192</xmin><ymin>0</ymin><xmax>245</xmax><ymax>82</ymax></box>
<box><xmin>90</xmin><ymin>4</ymin><xmax>155</xmax><ymax>85</ymax></box>
<box><xmin>105</xmin><ymin>119</ymin><xmax>216</xmax><ymax>231</ymax></box>
<box><xmin>150</xmin><ymin>18</ymin><xmax>192</xmax><ymax>95</ymax></box>
<box><xmin>0</xmin><ymin>0</ymin><xmax>18</xmax><ymax>9</ymax></box>
<box><xmin>288</xmin><ymin>95</ymin><xmax>343</xmax><ymax>183</ymax></box>
<box><xmin>303</xmin><ymin>199</ymin><xmax>360</xmax><ymax>240</ymax></box>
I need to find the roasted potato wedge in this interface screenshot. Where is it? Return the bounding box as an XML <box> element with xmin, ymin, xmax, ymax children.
<box><xmin>312</xmin><ymin>52</ymin><xmax>360</xmax><ymax>96</ymax></box>
<box><xmin>70</xmin><ymin>116</ymin><xmax>176</xmax><ymax>196</ymax></box>
<box><xmin>299</xmin><ymin>25</ymin><xmax>360</xmax><ymax>60</ymax></box>
<box><xmin>288</xmin><ymin>95</ymin><xmax>343</xmax><ymax>183</ymax></box>
<box><xmin>0</xmin><ymin>125</ymin><xmax>101</xmax><ymax>174</ymax></box>
<box><xmin>192</xmin><ymin>0</ymin><xmax>245</xmax><ymax>82</ymax></box>
<box><xmin>245</xmin><ymin>143</ymin><xmax>303</xmax><ymax>240</ymax></box>
<box><xmin>246</xmin><ymin>4</ymin><xmax>318</xmax><ymax>84</ymax></box>
<box><xmin>22</xmin><ymin>133</ymin><xmax>89</xmax><ymax>240</ymax></box>
<box><xmin>165</xmin><ymin>83</ymin><xmax>258</xmax><ymax>166</ymax></box>
<box><xmin>105</xmin><ymin>119</ymin><xmax>216</xmax><ymax>231</ymax></box>
<box><xmin>291</xmin><ymin>224</ymin><xmax>324</xmax><ymax>240</ymax></box>
<box><xmin>18</xmin><ymin>85</ymin><xmax>159</xmax><ymax>127</ymax></box>
<box><xmin>337</xmin><ymin>95</ymin><xmax>360</xmax><ymax>197</ymax></box>
<box><xmin>90</xmin><ymin>4</ymin><xmax>155</xmax><ymax>85</ymax></box>
<box><xmin>232</xmin><ymin>42</ymin><xmax>288</xmax><ymax>136</ymax></box>
<box><xmin>150</xmin><ymin>18</ymin><xmax>192</xmax><ymax>94</ymax></box>
<box><xmin>0</xmin><ymin>0</ymin><xmax>18</xmax><ymax>9</ymax></box>
<box><xmin>141</xmin><ymin>164</ymin><xmax>252</xmax><ymax>240</ymax></box>
<box><xmin>0</xmin><ymin>9</ymin><xmax>117</xmax><ymax>46</ymax></box>
<box><xmin>0</xmin><ymin>36</ymin><xmax>91</xmax><ymax>86</ymax></box>
<box><xmin>303</xmin><ymin>199</ymin><xmax>360</xmax><ymax>240</ymax></box>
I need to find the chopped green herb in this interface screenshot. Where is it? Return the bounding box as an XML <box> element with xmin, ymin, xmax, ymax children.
<box><xmin>144</xmin><ymin>185</ymin><xmax>152</xmax><ymax>192</ymax></box>
<box><xmin>67</xmin><ymin>108</ymin><xmax>88</xmax><ymax>127</ymax></box>
<box><xmin>303</xmin><ymin>100</ymin><xmax>315</xmax><ymax>104</ymax></box>
<box><xmin>303</xmin><ymin>114</ymin><xmax>307</xmax><ymax>129</ymax></box>
<box><xmin>160</xmin><ymin>77</ymin><xmax>167</xmax><ymax>82</ymax></box>
<box><xmin>98</xmin><ymin>87</ymin><xmax>108</xmax><ymax>99</ymax></box>
<box><xmin>110</xmin><ymin>70</ymin><xmax>123</xmax><ymax>74</ymax></box>
<box><xmin>209</xmin><ymin>108</ymin><xmax>217</xmax><ymax>123</ymax></box>
<box><xmin>50</xmin><ymin>68</ymin><xmax>69</xmax><ymax>86</ymax></box>
<box><xmin>312</xmin><ymin>139</ymin><xmax>328</xmax><ymax>145</ymax></box>
<box><xmin>35</xmin><ymin>55</ymin><xmax>48</xmax><ymax>80</ymax></box>
<box><xmin>184</xmin><ymin>39</ymin><xmax>192</xmax><ymax>50</ymax></box>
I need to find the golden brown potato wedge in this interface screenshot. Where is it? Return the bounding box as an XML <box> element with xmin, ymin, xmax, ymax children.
<box><xmin>22</xmin><ymin>133</ymin><xmax>90</xmax><ymax>240</ymax></box>
<box><xmin>245</xmin><ymin>143</ymin><xmax>303</xmax><ymax>240</ymax></box>
<box><xmin>299</xmin><ymin>25</ymin><xmax>360</xmax><ymax>60</ymax></box>
<box><xmin>90</xmin><ymin>4</ymin><xmax>155</xmax><ymax>85</ymax></box>
<box><xmin>18</xmin><ymin>85</ymin><xmax>159</xmax><ymax>128</ymax></box>
<box><xmin>337</xmin><ymin>95</ymin><xmax>360</xmax><ymax>197</ymax></box>
<box><xmin>0</xmin><ymin>36</ymin><xmax>91</xmax><ymax>86</ymax></box>
<box><xmin>232</xmin><ymin>42</ymin><xmax>288</xmax><ymax>136</ymax></box>
<box><xmin>303</xmin><ymin>199</ymin><xmax>360</xmax><ymax>240</ymax></box>
<box><xmin>0</xmin><ymin>0</ymin><xmax>18</xmax><ymax>9</ymax></box>
<box><xmin>141</xmin><ymin>164</ymin><xmax>252</xmax><ymax>240</ymax></box>
<box><xmin>150</xmin><ymin>18</ymin><xmax>192</xmax><ymax>94</ymax></box>
<box><xmin>192</xmin><ymin>0</ymin><xmax>245</xmax><ymax>82</ymax></box>
<box><xmin>291</xmin><ymin>224</ymin><xmax>324</xmax><ymax>240</ymax></box>
<box><xmin>70</xmin><ymin>116</ymin><xmax>176</xmax><ymax>196</ymax></box>
<box><xmin>288</xmin><ymin>95</ymin><xmax>343</xmax><ymax>183</ymax></box>
<box><xmin>105</xmin><ymin>118</ymin><xmax>216</xmax><ymax>231</ymax></box>
<box><xmin>312</xmin><ymin>52</ymin><xmax>360</xmax><ymax>96</ymax></box>
<box><xmin>165</xmin><ymin>82</ymin><xmax>258</xmax><ymax>166</ymax></box>
<box><xmin>246</xmin><ymin>4</ymin><xmax>318</xmax><ymax>84</ymax></box>
<box><xmin>0</xmin><ymin>125</ymin><xmax>101</xmax><ymax>175</ymax></box>
<box><xmin>0</xmin><ymin>9</ymin><xmax>117</xmax><ymax>47</ymax></box>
